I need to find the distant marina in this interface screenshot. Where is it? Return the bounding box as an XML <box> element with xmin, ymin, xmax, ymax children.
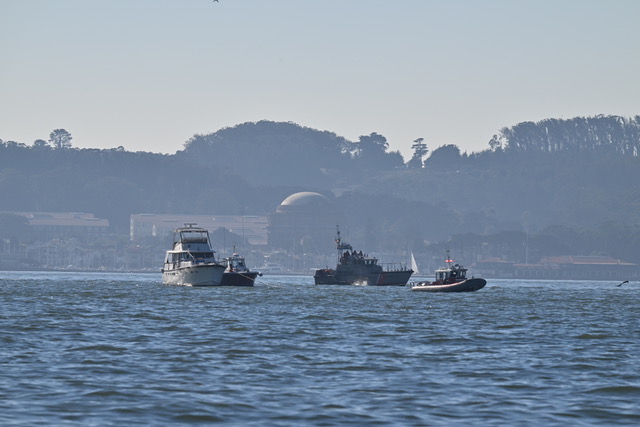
<box><xmin>2</xmin><ymin>212</ymin><xmax>639</xmax><ymax>282</ymax></box>
<box><xmin>2</xmin><ymin>190</ymin><xmax>640</xmax><ymax>281</ymax></box>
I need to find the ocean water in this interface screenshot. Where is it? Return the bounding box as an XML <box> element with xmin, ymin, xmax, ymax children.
<box><xmin>1</xmin><ymin>272</ymin><xmax>639</xmax><ymax>426</ymax></box>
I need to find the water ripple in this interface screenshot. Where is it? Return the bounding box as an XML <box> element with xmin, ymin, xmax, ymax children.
<box><xmin>1</xmin><ymin>274</ymin><xmax>640</xmax><ymax>425</ymax></box>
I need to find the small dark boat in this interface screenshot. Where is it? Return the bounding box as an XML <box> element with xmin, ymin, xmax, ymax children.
<box><xmin>220</xmin><ymin>248</ymin><xmax>262</xmax><ymax>287</ymax></box>
<box><xmin>410</xmin><ymin>251</ymin><xmax>486</xmax><ymax>293</ymax></box>
<box><xmin>314</xmin><ymin>227</ymin><xmax>413</xmax><ymax>286</ymax></box>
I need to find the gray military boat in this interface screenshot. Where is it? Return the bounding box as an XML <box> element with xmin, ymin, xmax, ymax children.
<box><xmin>313</xmin><ymin>228</ymin><xmax>413</xmax><ymax>286</ymax></box>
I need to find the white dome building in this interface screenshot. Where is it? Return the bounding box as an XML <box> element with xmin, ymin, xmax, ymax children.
<box><xmin>268</xmin><ymin>192</ymin><xmax>339</xmax><ymax>254</ymax></box>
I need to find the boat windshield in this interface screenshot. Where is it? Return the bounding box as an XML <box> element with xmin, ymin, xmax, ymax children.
<box><xmin>191</xmin><ymin>251</ymin><xmax>214</xmax><ymax>259</ymax></box>
<box><xmin>452</xmin><ymin>265</ymin><xmax>466</xmax><ymax>279</ymax></box>
<box><xmin>180</xmin><ymin>231</ymin><xmax>208</xmax><ymax>243</ymax></box>
<box><xmin>166</xmin><ymin>251</ymin><xmax>215</xmax><ymax>263</ymax></box>
<box><xmin>437</xmin><ymin>266</ymin><xmax>466</xmax><ymax>281</ymax></box>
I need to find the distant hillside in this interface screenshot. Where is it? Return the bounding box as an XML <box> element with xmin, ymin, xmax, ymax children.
<box><xmin>2</xmin><ymin>115</ymin><xmax>640</xmax><ymax>262</ymax></box>
<box><xmin>180</xmin><ymin>120</ymin><xmax>405</xmax><ymax>188</ymax></box>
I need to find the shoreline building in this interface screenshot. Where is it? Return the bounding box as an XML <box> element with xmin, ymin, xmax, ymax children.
<box><xmin>0</xmin><ymin>211</ymin><xmax>109</xmax><ymax>243</ymax></box>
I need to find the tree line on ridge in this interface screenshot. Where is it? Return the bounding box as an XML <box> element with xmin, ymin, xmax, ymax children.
<box><xmin>1</xmin><ymin>115</ymin><xmax>640</xmax><ymax>264</ymax></box>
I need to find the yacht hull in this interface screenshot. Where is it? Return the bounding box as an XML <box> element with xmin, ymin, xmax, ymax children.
<box><xmin>162</xmin><ymin>264</ymin><xmax>226</xmax><ymax>286</ymax></box>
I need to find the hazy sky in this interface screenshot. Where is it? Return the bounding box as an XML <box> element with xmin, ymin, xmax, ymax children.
<box><xmin>1</xmin><ymin>0</ymin><xmax>639</xmax><ymax>159</ymax></box>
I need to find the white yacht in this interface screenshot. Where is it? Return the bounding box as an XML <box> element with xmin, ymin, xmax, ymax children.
<box><xmin>162</xmin><ymin>224</ymin><xmax>226</xmax><ymax>286</ymax></box>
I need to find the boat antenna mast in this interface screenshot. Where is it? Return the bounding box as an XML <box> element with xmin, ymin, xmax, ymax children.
<box><xmin>335</xmin><ymin>225</ymin><xmax>352</xmax><ymax>253</ymax></box>
<box><xmin>445</xmin><ymin>247</ymin><xmax>453</xmax><ymax>267</ymax></box>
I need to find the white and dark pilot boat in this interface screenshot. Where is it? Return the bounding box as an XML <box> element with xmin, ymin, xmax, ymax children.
<box><xmin>220</xmin><ymin>246</ymin><xmax>262</xmax><ymax>286</ymax></box>
<box><xmin>161</xmin><ymin>223</ymin><xmax>226</xmax><ymax>286</ymax></box>
<box><xmin>410</xmin><ymin>250</ymin><xmax>486</xmax><ymax>292</ymax></box>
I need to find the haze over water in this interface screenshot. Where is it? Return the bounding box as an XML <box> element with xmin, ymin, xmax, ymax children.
<box><xmin>2</xmin><ymin>272</ymin><xmax>639</xmax><ymax>425</ymax></box>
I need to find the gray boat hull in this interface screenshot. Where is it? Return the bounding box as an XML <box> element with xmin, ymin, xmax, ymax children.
<box><xmin>314</xmin><ymin>269</ymin><xmax>413</xmax><ymax>286</ymax></box>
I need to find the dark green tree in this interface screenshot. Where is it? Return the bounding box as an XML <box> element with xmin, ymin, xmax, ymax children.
<box><xmin>424</xmin><ymin>144</ymin><xmax>461</xmax><ymax>170</ymax></box>
<box><xmin>32</xmin><ymin>139</ymin><xmax>50</xmax><ymax>149</ymax></box>
<box><xmin>354</xmin><ymin>132</ymin><xmax>404</xmax><ymax>170</ymax></box>
<box><xmin>407</xmin><ymin>137</ymin><xmax>428</xmax><ymax>168</ymax></box>
<box><xmin>49</xmin><ymin>129</ymin><xmax>73</xmax><ymax>150</ymax></box>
